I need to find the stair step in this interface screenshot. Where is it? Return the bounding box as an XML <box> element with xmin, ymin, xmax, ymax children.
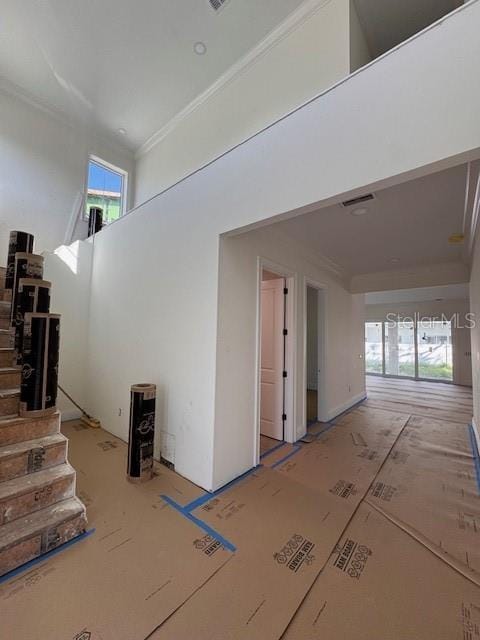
<box><xmin>0</xmin><ymin>496</ymin><xmax>87</xmax><ymax>577</ymax></box>
<box><xmin>0</xmin><ymin>349</ymin><xmax>14</xmax><ymax>368</ymax></box>
<box><xmin>0</xmin><ymin>463</ymin><xmax>75</xmax><ymax>526</ymax></box>
<box><xmin>1</xmin><ymin>290</ymin><xmax>12</xmax><ymax>304</ymax></box>
<box><xmin>0</xmin><ymin>434</ymin><xmax>68</xmax><ymax>483</ymax></box>
<box><xmin>0</xmin><ymin>317</ymin><xmax>10</xmax><ymax>330</ymax></box>
<box><xmin>0</xmin><ymin>388</ymin><xmax>19</xmax><ymax>418</ymax></box>
<box><xmin>0</xmin><ymin>368</ymin><xmax>21</xmax><ymax>390</ymax></box>
<box><xmin>0</xmin><ymin>411</ymin><xmax>60</xmax><ymax>447</ymax></box>
<box><xmin>0</xmin><ymin>329</ymin><xmax>13</xmax><ymax>349</ymax></box>
<box><xmin>0</xmin><ymin>300</ymin><xmax>10</xmax><ymax>317</ymax></box>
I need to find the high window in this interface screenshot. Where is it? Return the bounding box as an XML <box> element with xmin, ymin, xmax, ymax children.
<box><xmin>85</xmin><ymin>156</ymin><xmax>127</xmax><ymax>224</ymax></box>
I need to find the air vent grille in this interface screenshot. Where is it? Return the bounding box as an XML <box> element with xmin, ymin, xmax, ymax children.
<box><xmin>342</xmin><ymin>193</ymin><xmax>375</xmax><ymax>207</ymax></box>
<box><xmin>209</xmin><ymin>0</ymin><xmax>230</xmax><ymax>11</ymax></box>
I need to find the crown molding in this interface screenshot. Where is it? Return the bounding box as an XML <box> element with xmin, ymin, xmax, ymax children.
<box><xmin>0</xmin><ymin>75</ymin><xmax>70</xmax><ymax>128</ymax></box>
<box><xmin>136</xmin><ymin>0</ymin><xmax>333</xmax><ymax>159</ymax></box>
<box><xmin>0</xmin><ymin>75</ymin><xmax>135</xmax><ymax>158</ymax></box>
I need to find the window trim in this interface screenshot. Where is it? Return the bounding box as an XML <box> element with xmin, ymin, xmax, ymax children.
<box><xmin>85</xmin><ymin>155</ymin><xmax>129</xmax><ymax>223</ymax></box>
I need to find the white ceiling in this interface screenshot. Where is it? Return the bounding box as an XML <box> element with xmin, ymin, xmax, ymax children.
<box><xmin>1</xmin><ymin>1</ymin><xmax>464</xmax><ymax>152</ymax></box>
<box><xmin>365</xmin><ymin>283</ymin><xmax>470</xmax><ymax>305</ymax></box>
<box><xmin>0</xmin><ymin>0</ymin><xmax>306</xmax><ymax>150</ymax></box>
<box><xmin>273</xmin><ymin>163</ymin><xmax>469</xmax><ymax>278</ymax></box>
<box><xmin>354</xmin><ymin>0</ymin><xmax>463</xmax><ymax>57</ymax></box>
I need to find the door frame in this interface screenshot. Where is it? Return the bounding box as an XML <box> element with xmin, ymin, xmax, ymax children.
<box><xmin>255</xmin><ymin>258</ymin><xmax>296</xmax><ymax>465</ymax></box>
<box><xmin>303</xmin><ymin>278</ymin><xmax>327</xmax><ymax>427</ymax></box>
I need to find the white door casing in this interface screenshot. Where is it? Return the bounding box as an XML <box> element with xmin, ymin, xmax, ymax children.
<box><xmin>260</xmin><ymin>278</ymin><xmax>285</xmax><ymax>440</ymax></box>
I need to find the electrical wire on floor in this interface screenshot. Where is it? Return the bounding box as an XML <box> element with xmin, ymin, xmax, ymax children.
<box><xmin>58</xmin><ymin>385</ymin><xmax>101</xmax><ymax>429</ymax></box>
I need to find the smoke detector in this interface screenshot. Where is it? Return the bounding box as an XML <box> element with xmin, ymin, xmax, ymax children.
<box><xmin>194</xmin><ymin>42</ymin><xmax>207</xmax><ymax>55</ymax></box>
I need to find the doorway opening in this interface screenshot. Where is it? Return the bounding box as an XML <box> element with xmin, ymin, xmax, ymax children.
<box><xmin>304</xmin><ymin>280</ymin><xmax>326</xmax><ymax>429</ymax></box>
<box><xmin>306</xmin><ymin>286</ymin><xmax>319</xmax><ymax>424</ymax></box>
<box><xmin>257</xmin><ymin>264</ymin><xmax>294</xmax><ymax>461</ymax></box>
<box><xmin>259</xmin><ymin>269</ymin><xmax>287</xmax><ymax>456</ymax></box>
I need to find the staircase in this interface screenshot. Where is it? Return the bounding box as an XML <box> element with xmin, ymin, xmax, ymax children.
<box><xmin>0</xmin><ymin>266</ymin><xmax>87</xmax><ymax>577</ymax></box>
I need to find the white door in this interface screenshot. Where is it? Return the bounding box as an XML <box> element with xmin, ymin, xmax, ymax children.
<box><xmin>260</xmin><ymin>278</ymin><xmax>285</xmax><ymax>440</ymax></box>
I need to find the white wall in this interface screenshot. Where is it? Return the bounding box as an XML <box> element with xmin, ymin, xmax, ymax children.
<box><xmin>83</xmin><ymin>1</ymin><xmax>480</xmax><ymax>491</ymax></box>
<box><xmin>470</xmin><ymin>231</ymin><xmax>480</xmax><ymax>433</ymax></box>
<box><xmin>306</xmin><ymin>286</ymin><xmax>319</xmax><ymax>389</ymax></box>
<box><xmin>0</xmin><ymin>87</ymin><xmax>135</xmax><ymax>264</ymax></box>
<box><xmin>133</xmin><ymin>0</ymin><xmax>480</xmax><ymax>238</ymax></box>
<box><xmin>365</xmin><ymin>299</ymin><xmax>470</xmax><ymax>322</ymax></box>
<box><xmin>86</xmin><ymin>196</ymin><xmax>220</xmax><ymax>489</ymax></box>
<box><xmin>134</xmin><ymin>0</ymin><xmax>351</xmax><ymax>206</ymax></box>
<box><xmin>366</xmin><ymin>298</ymin><xmax>472</xmax><ymax>386</ymax></box>
<box><xmin>213</xmin><ymin>226</ymin><xmax>366</xmax><ymax>489</ymax></box>
<box><xmin>43</xmin><ymin>240</ymin><xmax>93</xmax><ymax>419</ymax></box>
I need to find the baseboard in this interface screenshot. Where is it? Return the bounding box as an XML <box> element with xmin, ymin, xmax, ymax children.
<box><xmin>472</xmin><ymin>417</ymin><xmax>480</xmax><ymax>451</ymax></box>
<box><xmin>60</xmin><ymin>408</ymin><xmax>83</xmax><ymax>422</ymax></box>
<box><xmin>326</xmin><ymin>392</ymin><xmax>367</xmax><ymax>422</ymax></box>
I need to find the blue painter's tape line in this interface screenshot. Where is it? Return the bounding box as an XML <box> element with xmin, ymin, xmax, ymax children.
<box><xmin>0</xmin><ymin>528</ymin><xmax>95</xmax><ymax>585</ymax></box>
<box><xmin>260</xmin><ymin>441</ymin><xmax>286</xmax><ymax>460</ymax></box>
<box><xmin>468</xmin><ymin>424</ymin><xmax>480</xmax><ymax>494</ymax></box>
<box><xmin>314</xmin><ymin>422</ymin><xmax>336</xmax><ymax>439</ymax></box>
<box><xmin>161</xmin><ymin>495</ymin><xmax>236</xmax><ymax>552</ymax></box>
<box><xmin>183</xmin><ymin>465</ymin><xmax>261</xmax><ymax>513</ymax></box>
<box><xmin>271</xmin><ymin>444</ymin><xmax>302</xmax><ymax>469</ymax></box>
<box><xmin>330</xmin><ymin>395</ymin><xmax>367</xmax><ymax>424</ymax></box>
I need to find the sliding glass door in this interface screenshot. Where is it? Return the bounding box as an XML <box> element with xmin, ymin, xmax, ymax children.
<box><xmin>417</xmin><ymin>320</ymin><xmax>453</xmax><ymax>381</ymax></box>
<box><xmin>365</xmin><ymin>318</ymin><xmax>454</xmax><ymax>382</ymax></box>
<box><xmin>385</xmin><ymin>320</ymin><xmax>415</xmax><ymax>378</ymax></box>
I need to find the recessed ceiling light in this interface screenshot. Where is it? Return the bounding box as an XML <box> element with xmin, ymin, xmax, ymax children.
<box><xmin>117</xmin><ymin>128</ymin><xmax>126</xmax><ymax>135</ymax></box>
<box><xmin>350</xmin><ymin>207</ymin><xmax>368</xmax><ymax>216</ymax></box>
<box><xmin>194</xmin><ymin>42</ymin><xmax>207</xmax><ymax>55</ymax></box>
<box><xmin>390</xmin><ymin>258</ymin><xmax>400</xmax><ymax>263</ymax></box>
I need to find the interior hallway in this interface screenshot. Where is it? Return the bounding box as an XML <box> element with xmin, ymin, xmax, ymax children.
<box><xmin>2</xmin><ymin>379</ymin><xmax>479</xmax><ymax>639</ymax></box>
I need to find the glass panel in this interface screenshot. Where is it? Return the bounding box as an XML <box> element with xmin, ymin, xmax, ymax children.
<box><xmin>365</xmin><ymin>322</ymin><xmax>383</xmax><ymax>373</ymax></box>
<box><xmin>417</xmin><ymin>320</ymin><xmax>453</xmax><ymax>380</ymax></box>
<box><xmin>385</xmin><ymin>320</ymin><xmax>415</xmax><ymax>377</ymax></box>
<box><xmin>86</xmin><ymin>160</ymin><xmax>124</xmax><ymax>224</ymax></box>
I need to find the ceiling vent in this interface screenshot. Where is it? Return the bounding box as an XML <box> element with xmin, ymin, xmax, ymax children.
<box><xmin>209</xmin><ymin>0</ymin><xmax>230</xmax><ymax>12</ymax></box>
<box><xmin>341</xmin><ymin>193</ymin><xmax>375</xmax><ymax>207</ymax></box>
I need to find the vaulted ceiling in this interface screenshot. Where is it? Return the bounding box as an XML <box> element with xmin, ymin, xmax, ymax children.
<box><xmin>0</xmin><ymin>1</ymin><xmax>464</xmax><ymax>154</ymax></box>
<box><xmin>0</xmin><ymin>0</ymin><xmax>306</xmax><ymax>150</ymax></box>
